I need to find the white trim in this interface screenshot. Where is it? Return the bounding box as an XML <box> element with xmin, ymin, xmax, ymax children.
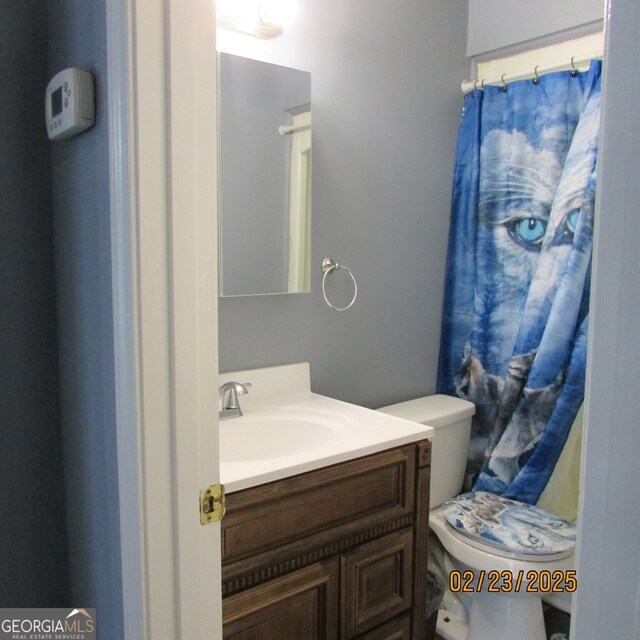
<box><xmin>106</xmin><ymin>0</ymin><xmax>147</xmax><ymax>636</ymax></box>
<box><xmin>166</xmin><ymin>0</ymin><xmax>222</xmax><ymax>635</ymax></box>
<box><xmin>130</xmin><ymin>1</ymin><xmax>179</xmax><ymax>633</ymax></box>
<box><xmin>462</xmin><ymin>49</ymin><xmax>604</xmax><ymax>93</ymax></box>
<box><xmin>287</xmin><ymin>110</ymin><xmax>312</xmax><ymax>292</ymax></box>
<box><xmin>468</xmin><ymin>22</ymin><xmax>604</xmax><ymax>88</ymax></box>
<box><xmin>108</xmin><ymin>0</ymin><xmax>222</xmax><ymax>637</ymax></box>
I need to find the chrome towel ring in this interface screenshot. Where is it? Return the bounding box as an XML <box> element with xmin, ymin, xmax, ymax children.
<box><xmin>321</xmin><ymin>257</ymin><xmax>358</xmax><ymax>311</ymax></box>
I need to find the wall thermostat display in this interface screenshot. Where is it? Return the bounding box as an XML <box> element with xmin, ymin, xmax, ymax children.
<box><xmin>45</xmin><ymin>68</ymin><xmax>95</xmax><ymax>141</ymax></box>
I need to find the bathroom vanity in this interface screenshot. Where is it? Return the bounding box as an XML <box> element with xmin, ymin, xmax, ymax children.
<box><xmin>221</xmin><ymin>439</ymin><xmax>431</xmax><ymax>639</ymax></box>
<box><xmin>218</xmin><ymin>364</ymin><xmax>434</xmax><ymax>640</ymax></box>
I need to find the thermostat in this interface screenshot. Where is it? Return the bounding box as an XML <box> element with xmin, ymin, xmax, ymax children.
<box><xmin>45</xmin><ymin>68</ymin><xmax>95</xmax><ymax>140</ymax></box>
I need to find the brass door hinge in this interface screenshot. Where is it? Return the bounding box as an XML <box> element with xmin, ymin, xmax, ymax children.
<box><xmin>200</xmin><ymin>483</ymin><xmax>225</xmax><ymax>525</ymax></box>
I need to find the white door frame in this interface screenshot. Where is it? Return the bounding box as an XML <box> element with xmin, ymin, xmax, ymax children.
<box><xmin>287</xmin><ymin>110</ymin><xmax>312</xmax><ymax>293</ymax></box>
<box><xmin>573</xmin><ymin>0</ymin><xmax>640</xmax><ymax>637</ymax></box>
<box><xmin>107</xmin><ymin>0</ymin><xmax>222</xmax><ymax>638</ymax></box>
<box><xmin>104</xmin><ymin>0</ymin><xmax>640</xmax><ymax>638</ymax></box>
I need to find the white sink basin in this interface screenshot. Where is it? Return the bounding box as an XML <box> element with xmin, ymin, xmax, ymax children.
<box><xmin>218</xmin><ymin>363</ymin><xmax>434</xmax><ymax>493</ymax></box>
<box><xmin>220</xmin><ymin>408</ymin><xmax>339</xmax><ymax>462</ymax></box>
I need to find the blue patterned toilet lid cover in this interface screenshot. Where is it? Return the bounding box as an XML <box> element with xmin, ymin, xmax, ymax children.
<box><xmin>441</xmin><ymin>491</ymin><xmax>576</xmax><ymax>555</ymax></box>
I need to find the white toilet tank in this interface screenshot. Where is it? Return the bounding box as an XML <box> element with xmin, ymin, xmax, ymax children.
<box><xmin>378</xmin><ymin>395</ymin><xmax>475</xmax><ymax>508</ymax></box>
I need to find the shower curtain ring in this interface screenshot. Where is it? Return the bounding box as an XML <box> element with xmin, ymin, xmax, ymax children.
<box><xmin>500</xmin><ymin>74</ymin><xmax>507</xmax><ymax>92</ymax></box>
<box><xmin>570</xmin><ymin>56</ymin><xmax>578</xmax><ymax>77</ymax></box>
<box><xmin>533</xmin><ymin>65</ymin><xmax>540</xmax><ymax>85</ymax></box>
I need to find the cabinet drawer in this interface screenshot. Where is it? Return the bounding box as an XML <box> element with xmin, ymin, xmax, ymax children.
<box><xmin>341</xmin><ymin>529</ymin><xmax>414</xmax><ymax>639</ymax></box>
<box><xmin>222</xmin><ymin>446</ymin><xmax>416</xmax><ymax>564</ymax></box>
<box><xmin>222</xmin><ymin>560</ymin><xmax>339</xmax><ymax>640</ymax></box>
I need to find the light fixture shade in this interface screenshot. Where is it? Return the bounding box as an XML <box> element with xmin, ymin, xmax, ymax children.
<box><xmin>258</xmin><ymin>0</ymin><xmax>297</xmax><ymax>26</ymax></box>
<box><xmin>216</xmin><ymin>0</ymin><xmax>296</xmax><ymax>38</ymax></box>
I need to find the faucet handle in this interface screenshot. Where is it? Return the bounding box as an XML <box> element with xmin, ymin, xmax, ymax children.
<box><xmin>235</xmin><ymin>382</ymin><xmax>252</xmax><ymax>395</ymax></box>
<box><xmin>219</xmin><ymin>380</ymin><xmax>251</xmax><ymax>396</ymax></box>
<box><xmin>224</xmin><ymin>381</ymin><xmax>251</xmax><ymax>402</ymax></box>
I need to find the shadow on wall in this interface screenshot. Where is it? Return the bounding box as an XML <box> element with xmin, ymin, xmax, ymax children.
<box><xmin>0</xmin><ymin>0</ymin><xmax>70</xmax><ymax>607</ymax></box>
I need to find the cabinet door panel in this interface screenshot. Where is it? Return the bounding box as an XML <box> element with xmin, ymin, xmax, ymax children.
<box><xmin>341</xmin><ymin>529</ymin><xmax>414</xmax><ymax>639</ymax></box>
<box><xmin>223</xmin><ymin>560</ymin><xmax>338</xmax><ymax>640</ymax></box>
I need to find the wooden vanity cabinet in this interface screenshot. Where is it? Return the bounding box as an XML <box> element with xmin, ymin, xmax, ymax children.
<box><xmin>221</xmin><ymin>440</ymin><xmax>431</xmax><ymax>639</ymax></box>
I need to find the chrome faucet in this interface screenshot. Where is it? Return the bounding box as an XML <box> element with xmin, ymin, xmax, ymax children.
<box><xmin>218</xmin><ymin>381</ymin><xmax>252</xmax><ymax>420</ymax></box>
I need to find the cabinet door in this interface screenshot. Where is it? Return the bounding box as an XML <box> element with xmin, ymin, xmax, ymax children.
<box><xmin>341</xmin><ymin>529</ymin><xmax>414</xmax><ymax>639</ymax></box>
<box><xmin>222</xmin><ymin>560</ymin><xmax>338</xmax><ymax>640</ymax></box>
<box><xmin>357</xmin><ymin>614</ymin><xmax>412</xmax><ymax>640</ymax></box>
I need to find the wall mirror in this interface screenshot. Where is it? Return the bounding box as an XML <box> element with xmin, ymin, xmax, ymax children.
<box><xmin>218</xmin><ymin>53</ymin><xmax>312</xmax><ymax>296</ymax></box>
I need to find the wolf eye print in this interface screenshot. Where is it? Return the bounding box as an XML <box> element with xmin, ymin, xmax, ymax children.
<box><xmin>506</xmin><ymin>217</ymin><xmax>547</xmax><ymax>250</ymax></box>
<box><xmin>555</xmin><ymin>208</ymin><xmax>581</xmax><ymax>244</ymax></box>
<box><xmin>565</xmin><ymin>209</ymin><xmax>580</xmax><ymax>232</ymax></box>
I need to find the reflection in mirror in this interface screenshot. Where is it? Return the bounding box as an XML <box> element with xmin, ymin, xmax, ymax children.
<box><xmin>218</xmin><ymin>53</ymin><xmax>312</xmax><ymax>296</ymax></box>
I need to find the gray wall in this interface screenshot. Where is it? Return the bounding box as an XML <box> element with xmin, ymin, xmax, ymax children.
<box><xmin>467</xmin><ymin>0</ymin><xmax>604</xmax><ymax>57</ymax></box>
<box><xmin>218</xmin><ymin>0</ymin><xmax>469</xmax><ymax>409</ymax></box>
<box><xmin>573</xmin><ymin>0</ymin><xmax>640</xmax><ymax>636</ymax></box>
<box><xmin>0</xmin><ymin>0</ymin><xmax>69</xmax><ymax>607</ymax></box>
<box><xmin>48</xmin><ymin>0</ymin><xmax>123</xmax><ymax>634</ymax></box>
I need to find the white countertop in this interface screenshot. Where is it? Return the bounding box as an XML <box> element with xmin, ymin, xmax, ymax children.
<box><xmin>219</xmin><ymin>390</ymin><xmax>433</xmax><ymax>493</ymax></box>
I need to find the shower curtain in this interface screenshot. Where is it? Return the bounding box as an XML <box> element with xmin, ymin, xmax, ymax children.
<box><xmin>437</xmin><ymin>60</ymin><xmax>602</xmax><ymax>504</ymax></box>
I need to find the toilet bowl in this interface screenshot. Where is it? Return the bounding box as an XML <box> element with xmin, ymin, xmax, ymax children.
<box><xmin>378</xmin><ymin>395</ymin><xmax>576</xmax><ymax>640</ymax></box>
<box><xmin>431</xmin><ymin>505</ymin><xmax>574</xmax><ymax>640</ymax></box>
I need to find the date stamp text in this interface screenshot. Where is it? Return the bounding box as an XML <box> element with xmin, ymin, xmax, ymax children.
<box><xmin>449</xmin><ymin>569</ymin><xmax>577</xmax><ymax>593</ymax></box>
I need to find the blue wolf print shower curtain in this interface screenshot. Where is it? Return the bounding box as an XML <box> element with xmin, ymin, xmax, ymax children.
<box><xmin>437</xmin><ymin>61</ymin><xmax>602</xmax><ymax>504</ymax></box>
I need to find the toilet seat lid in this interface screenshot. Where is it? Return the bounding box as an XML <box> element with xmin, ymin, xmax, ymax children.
<box><xmin>441</xmin><ymin>491</ymin><xmax>576</xmax><ymax>556</ymax></box>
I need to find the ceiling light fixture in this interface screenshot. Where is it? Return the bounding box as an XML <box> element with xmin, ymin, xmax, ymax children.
<box><xmin>216</xmin><ymin>0</ymin><xmax>297</xmax><ymax>38</ymax></box>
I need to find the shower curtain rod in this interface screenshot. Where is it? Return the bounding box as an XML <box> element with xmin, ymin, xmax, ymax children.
<box><xmin>278</xmin><ymin>123</ymin><xmax>311</xmax><ymax>135</ymax></box>
<box><xmin>461</xmin><ymin>50</ymin><xmax>604</xmax><ymax>94</ymax></box>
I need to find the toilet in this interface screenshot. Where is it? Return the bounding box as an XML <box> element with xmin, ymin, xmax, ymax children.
<box><xmin>378</xmin><ymin>395</ymin><xmax>575</xmax><ymax>640</ymax></box>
